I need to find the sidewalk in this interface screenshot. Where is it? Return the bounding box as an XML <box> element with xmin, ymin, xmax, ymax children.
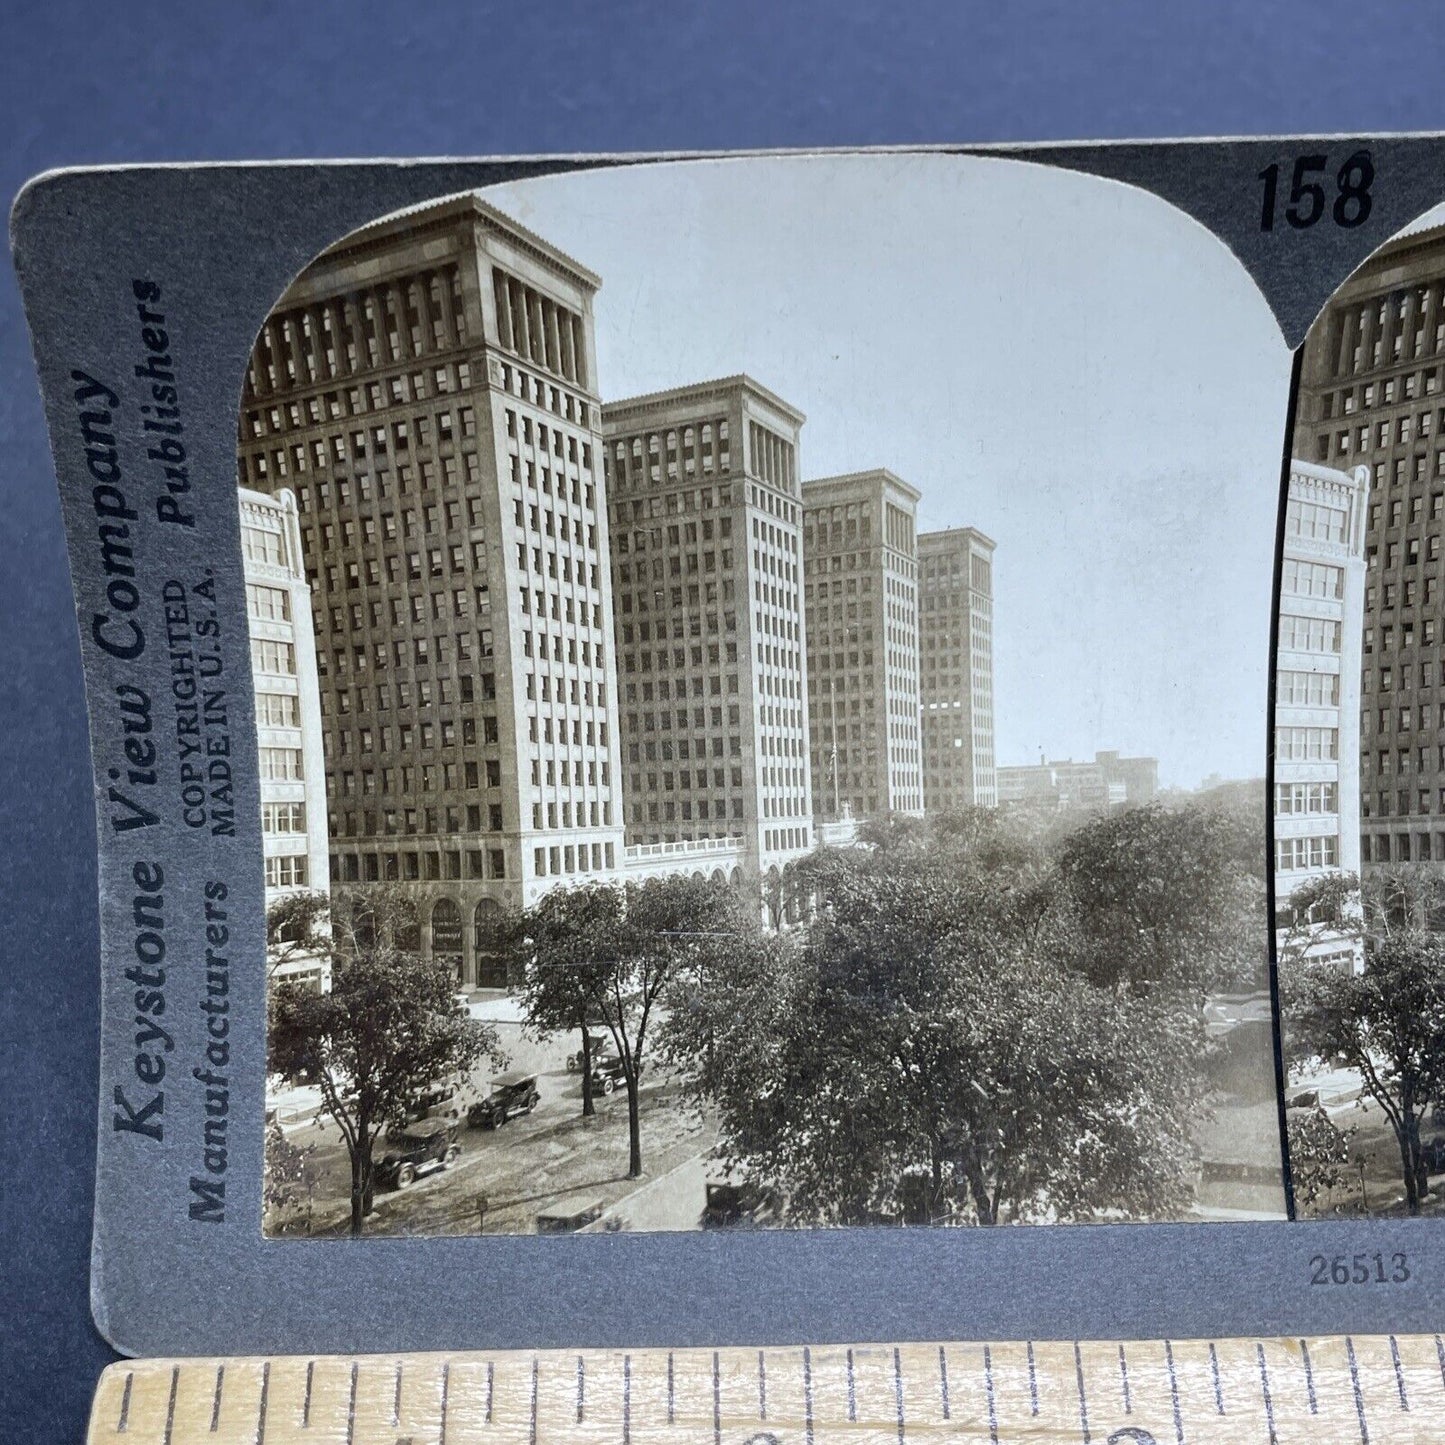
<box><xmin>579</xmin><ymin>1152</ymin><xmax>710</xmax><ymax>1233</ymax></box>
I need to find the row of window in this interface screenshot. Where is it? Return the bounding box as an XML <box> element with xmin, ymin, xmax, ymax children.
<box><xmin>1275</xmin><ymin>835</ymin><xmax>1340</xmax><ymax>871</ymax></box>
<box><xmin>246</xmin><ymin>360</ymin><xmax>472</xmax><ymax>441</ymax></box>
<box><xmin>246</xmin><ymin>267</ymin><xmax>466</xmax><ymax>399</ymax></box>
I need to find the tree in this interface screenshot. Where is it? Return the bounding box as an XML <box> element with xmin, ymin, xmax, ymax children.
<box><xmin>268</xmin><ymin>887</ymin><xmax>503</xmax><ymax>1234</ymax></box>
<box><xmin>519</xmin><ymin>874</ymin><xmax>753</xmax><ymax>1179</ymax></box>
<box><xmin>1053</xmin><ymin>799</ymin><xmax>1268</xmax><ymax>996</ymax></box>
<box><xmin>264</xmin><ymin>889</ymin><xmax>330</xmax><ymax>981</ymax></box>
<box><xmin>1283</xmin><ymin>930</ymin><xmax>1445</xmax><ymax>1215</ymax></box>
<box><xmin>1286</xmin><ymin>1107</ymin><xmax>1355</xmax><ymax>1214</ymax></box>
<box><xmin>263</xmin><ymin>1116</ymin><xmax>317</xmax><ymax>1227</ymax></box>
<box><xmin>665</xmin><ymin>833</ymin><xmax>1208</xmax><ymax>1226</ymax></box>
<box><xmin>1281</xmin><ymin>866</ymin><xmax>1445</xmax><ymax>1215</ymax></box>
<box><xmin>513</xmin><ymin>886</ymin><xmax>616</xmax><ymax>1119</ymax></box>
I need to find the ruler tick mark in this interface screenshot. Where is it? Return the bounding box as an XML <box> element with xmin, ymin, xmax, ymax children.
<box><xmin>1301</xmin><ymin>1339</ymin><xmax>1317</xmax><ymax>1415</ymax></box>
<box><xmin>576</xmin><ymin>1355</ymin><xmax>585</xmax><ymax>1425</ymax></box>
<box><xmin>1074</xmin><ymin>1342</ymin><xmax>1091</xmax><ymax>1445</ymax></box>
<box><xmin>623</xmin><ymin>1354</ymin><xmax>631</xmax><ymax>1445</ymax></box>
<box><xmin>1390</xmin><ymin>1335</ymin><xmax>1408</xmax><ymax>1410</ymax></box>
<box><xmin>1436</xmin><ymin>1335</ymin><xmax>1445</xmax><ymax>1393</ymax></box>
<box><xmin>530</xmin><ymin>1358</ymin><xmax>540</xmax><ymax>1445</ymax></box>
<box><xmin>1346</xmin><ymin>1337</ymin><xmax>1370</xmax><ymax>1445</ymax></box>
<box><xmin>937</xmin><ymin>1345</ymin><xmax>950</xmax><ymax>1421</ymax></box>
<box><xmin>758</xmin><ymin>1349</ymin><xmax>767</xmax><ymax>1421</ymax></box>
<box><xmin>393</xmin><ymin>1360</ymin><xmax>403</xmax><ymax>1427</ymax></box>
<box><xmin>843</xmin><ymin>1347</ymin><xmax>854</xmax><ymax>1424</ymax></box>
<box><xmin>1027</xmin><ymin>1341</ymin><xmax>1039</xmax><ymax>1417</ymax></box>
<box><xmin>117</xmin><ymin>1371</ymin><xmax>133</xmax><ymax>1433</ymax></box>
<box><xmin>667</xmin><ymin>1352</ymin><xmax>675</xmax><ymax>1424</ymax></box>
<box><xmin>713</xmin><ymin>1351</ymin><xmax>722</xmax><ymax>1445</ymax></box>
<box><xmin>211</xmin><ymin>1365</ymin><xmax>224</xmax><ymax>1434</ymax></box>
<box><xmin>302</xmin><ymin>1362</ymin><xmax>314</xmax><ymax>1430</ymax></box>
<box><xmin>1164</xmin><ymin>1340</ymin><xmax>1183</xmax><ymax>1444</ymax></box>
<box><xmin>1257</xmin><ymin>1343</ymin><xmax>1277</xmax><ymax>1445</ymax></box>
<box><xmin>256</xmin><ymin>1362</ymin><xmax>270</xmax><ymax>1445</ymax></box>
<box><xmin>983</xmin><ymin>1345</ymin><xmax>997</xmax><ymax>1445</ymax></box>
<box><xmin>1209</xmin><ymin>1341</ymin><xmax>1224</xmax><ymax>1414</ymax></box>
<box><xmin>1118</xmin><ymin>1343</ymin><xmax>1132</xmax><ymax>1415</ymax></box>
<box><xmin>163</xmin><ymin>1365</ymin><xmax>179</xmax><ymax>1445</ymax></box>
<box><xmin>804</xmin><ymin>1345</ymin><xmax>817</xmax><ymax>1444</ymax></box>
<box><xmin>892</xmin><ymin>1346</ymin><xmax>905</xmax><ymax>1445</ymax></box>
<box><xmin>484</xmin><ymin>1361</ymin><xmax>493</xmax><ymax>1426</ymax></box>
<box><xmin>345</xmin><ymin>1361</ymin><xmax>358</xmax><ymax>1445</ymax></box>
<box><xmin>440</xmin><ymin>1362</ymin><xmax>452</xmax><ymax>1444</ymax></box>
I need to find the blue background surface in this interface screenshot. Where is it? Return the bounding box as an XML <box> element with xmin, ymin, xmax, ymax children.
<box><xmin>3</xmin><ymin>2</ymin><xmax>1444</xmax><ymax>1438</ymax></box>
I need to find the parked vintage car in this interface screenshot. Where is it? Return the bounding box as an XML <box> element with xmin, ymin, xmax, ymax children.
<box><xmin>566</xmin><ymin>1033</ymin><xmax>608</xmax><ymax>1072</ymax></box>
<box><xmin>384</xmin><ymin>1078</ymin><xmax>463</xmax><ymax>1142</ymax></box>
<box><xmin>702</xmin><ymin>1179</ymin><xmax>779</xmax><ymax>1228</ymax></box>
<box><xmin>584</xmin><ymin>1054</ymin><xmax>628</xmax><ymax>1097</ymax></box>
<box><xmin>468</xmin><ymin>1073</ymin><xmax>541</xmax><ymax>1129</ymax></box>
<box><xmin>375</xmin><ymin>1119</ymin><xmax>461</xmax><ymax>1189</ymax></box>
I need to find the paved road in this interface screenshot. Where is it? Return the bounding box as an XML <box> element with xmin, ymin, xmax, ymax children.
<box><xmin>270</xmin><ymin>1021</ymin><xmax>719</xmax><ymax>1236</ymax></box>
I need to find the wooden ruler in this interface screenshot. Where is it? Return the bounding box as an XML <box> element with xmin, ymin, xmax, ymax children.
<box><xmin>86</xmin><ymin>1336</ymin><xmax>1445</xmax><ymax>1443</ymax></box>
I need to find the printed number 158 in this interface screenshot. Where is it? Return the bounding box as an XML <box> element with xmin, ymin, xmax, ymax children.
<box><xmin>1259</xmin><ymin>152</ymin><xmax>1373</xmax><ymax>231</ymax></box>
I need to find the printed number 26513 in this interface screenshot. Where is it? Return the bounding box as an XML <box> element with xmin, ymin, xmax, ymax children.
<box><xmin>1309</xmin><ymin>1252</ymin><xmax>1410</xmax><ymax>1285</ymax></box>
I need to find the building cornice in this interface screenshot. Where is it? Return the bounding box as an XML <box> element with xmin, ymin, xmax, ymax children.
<box><xmin>602</xmin><ymin>374</ymin><xmax>806</xmax><ymax>428</ymax></box>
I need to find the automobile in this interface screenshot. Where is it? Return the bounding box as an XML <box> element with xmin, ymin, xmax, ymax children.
<box><xmin>584</xmin><ymin>1054</ymin><xmax>628</xmax><ymax>1097</ymax></box>
<box><xmin>566</xmin><ymin>1033</ymin><xmax>608</xmax><ymax>1072</ymax></box>
<box><xmin>535</xmin><ymin>1201</ymin><xmax>603</xmax><ymax>1234</ymax></box>
<box><xmin>702</xmin><ymin>1179</ymin><xmax>778</xmax><ymax>1228</ymax></box>
<box><xmin>468</xmin><ymin>1072</ymin><xmax>541</xmax><ymax>1129</ymax></box>
<box><xmin>385</xmin><ymin>1079</ymin><xmax>463</xmax><ymax>1141</ymax></box>
<box><xmin>375</xmin><ymin>1119</ymin><xmax>461</xmax><ymax>1189</ymax></box>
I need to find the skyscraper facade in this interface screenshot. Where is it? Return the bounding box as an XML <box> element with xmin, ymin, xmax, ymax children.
<box><xmin>238</xmin><ymin>194</ymin><xmax>624</xmax><ymax>985</ymax></box>
<box><xmin>1293</xmin><ymin>221</ymin><xmax>1445</xmax><ymax>872</ymax></box>
<box><xmin>1273</xmin><ymin>459</ymin><xmax>1369</xmax><ymax>970</ymax></box>
<box><xmin>601</xmin><ymin>378</ymin><xmax>814</xmax><ymax>878</ymax></box>
<box><xmin>802</xmin><ymin>470</ymin><xmax>923</xmax><ymax>820</ymax></box>
<box><xmin>241</xmin><ymin>486</ymin><xmax>332</xmax><ymax>990</ymax></box>
<box><xmin>918</xmin><ymin>526</ymin><xmax>997</xmax><ymax>812</ymax></box>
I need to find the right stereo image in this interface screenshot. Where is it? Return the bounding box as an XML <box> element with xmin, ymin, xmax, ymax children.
<box><xmin>1278</xmin><ymin>200</ymin><xmax>1445</xmax><ymax>1219</ymax></box>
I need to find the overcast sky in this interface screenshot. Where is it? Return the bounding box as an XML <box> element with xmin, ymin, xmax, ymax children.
<box><xmin>473</xmin><ymin>154</ymin><xmax>1292</xmax><ymax>789</ymax></box>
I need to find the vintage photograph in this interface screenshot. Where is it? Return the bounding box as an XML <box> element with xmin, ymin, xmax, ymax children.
<box><xmin>247</xmin><ymin>154</ymin><xmax>1294</xmax><ymax>1237</ymax></box>
<box><xmin>1275</xmin><ymin>201</ymin><xmax>1445</xmax><ymax>1220</ymax></box>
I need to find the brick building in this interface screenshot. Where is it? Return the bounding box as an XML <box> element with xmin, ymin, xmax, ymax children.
<box><xmin>918</xmin><ymin>526</ymin><xmax>996</xmax><ymax>812</ymax></box>
<box><xmin>802</xmin><ymin>470</ymin><xmax>923</xmax><ymax>820</ymax></box>
<box><xmin>601</xmin><ymin>378</ymin><xmax>814</xmax><ymax>882</ymax></box>
<box><xmin>238</xmin><ymin>194</ymin><xmax>625</xmax><ymax>986</ymax></box>
<box><xmin>1292</xmin><ymin>221</ymin><xmax>1445</xmax><ymax>871</ymax></box>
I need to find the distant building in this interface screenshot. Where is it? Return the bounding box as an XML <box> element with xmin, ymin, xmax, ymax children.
<box><xmin>242</xmin><ymin>487</ymin><xmax>331</xmax><ymax>991</ymax></box>
<box><xmin>802</xmin><ymin>470</ymin><xmax>923</xmax><ymax>821</ymax></box>
<box><xmin>919</xmin><ymin>528</ymin><xmax>996</xmax><ymax>812</ymax></box>
<box><xmin>997</xmin><ymin>750</ymin><xmax>1157</xmax><ymax>812</ymax></box>
<box><xmin>1292</xmin><ymin>221</ymin><xmax>1445</xmax><ymax>872</ymax></box>
<box><xmin>238</xmin><ymin>194</ymin><xmax>625</xmax><ymax>986</ymax></box>
<box><xmin>601</xmin><ymin>377</ymin><xmax>814</xmax><ymax>882</ymax></box>
<box><xmin>1273</xmin><ymin>458</ymin><xmax>1369</xmax><ymax>972</ymax></box>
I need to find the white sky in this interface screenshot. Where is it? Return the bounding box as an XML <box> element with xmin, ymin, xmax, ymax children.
<box><xmin>475</xmin><ymin>153</ymin><xmax>1292</xmax><ymax>789</ymax></box>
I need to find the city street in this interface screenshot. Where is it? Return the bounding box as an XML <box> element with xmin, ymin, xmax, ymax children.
<box><xmin>269</xmin><ymin>1010</ymin><xmax>719</xmax><ymax>1236</ymax></box>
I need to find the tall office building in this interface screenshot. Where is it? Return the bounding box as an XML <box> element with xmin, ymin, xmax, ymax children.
<box><xmin>238</xmin><ymin>193</ymin><xmax>625</xmax><ymax>986</ymax></box>
<box><xmin>802</xmin><ymin>470</ymin><xmax>923</xmax><ymax>820</ymax></box>
<box><xmin>1273</xmin><ymin>459</ymin><xmax>1369</xmax><ymax>971</ymax></box>
<box><xmin>601</xmin><ymin>377</ymin><xmax>814</xmax><ymax>877</ymax></box>
<box><xmin>241</xmin><ymin>486</ymin><xmax>332</xmax><ymax>991</ymax></box>
<box><xmin>918</xmin><ymin>527</ymin><xmax>996</xmax><ymax>812</ymax></box>
<box><xmin>1293</xmin><ymin>221</ymin><xmax>1445</xmax><ymax>872</ymax></box>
